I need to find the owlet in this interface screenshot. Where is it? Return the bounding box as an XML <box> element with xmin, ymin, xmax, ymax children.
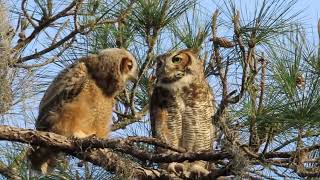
<box><xmin>28</xmin><ymin>48</ymin><xmax>138</xmax><ymax>174</ymax></box>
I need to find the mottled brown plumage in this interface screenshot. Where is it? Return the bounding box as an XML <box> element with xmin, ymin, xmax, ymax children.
<box><xmin>150</xmin><ymin>49</ymin><xmax>216</xmax><ymax>177</ymax></box>
<box><xmin>28</xmin><ymin>48</ymin><xmax>138</xmax><ymax>174</ymax></box>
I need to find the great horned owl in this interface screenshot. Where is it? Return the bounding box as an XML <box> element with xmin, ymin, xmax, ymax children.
<box><xmin>150</xmin><ymin>49</ymin><xmax>215</xmax><ymax>177</ymax></box>
<box><xmin>28</xmin><ymin>48</ymin><xmax>138</xmax><ymax>174</ymax></box>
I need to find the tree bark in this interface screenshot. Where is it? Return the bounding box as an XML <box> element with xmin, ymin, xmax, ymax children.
<box><xmin>0</xmin><ymin>125</ymin><xmax>230</xmax><ymax>179</ymax></box>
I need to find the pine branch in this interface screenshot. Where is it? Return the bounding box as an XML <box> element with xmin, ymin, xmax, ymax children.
<box><xmin>0</xmin><ymin>125</ymin><xmax>234</xmax><ymax>179</ymax></box>
<box><xmin>112</xmin><ymin>105</ymin><xmax>149</xmax><ymax>130</ymax></box>
<box><xmin>12</xmin><ymin>0</ymin><xmax>135</xmax><ymax>68</ymax></box>
<box><xmin>0</xmin><ymin>161</ymin><xmax>19</xmax><ymax>180</ymax></box>
<box><xmin>0</xmin><ymin>123</ymin><xmax>318</xmax><ymax>179</ymax></box>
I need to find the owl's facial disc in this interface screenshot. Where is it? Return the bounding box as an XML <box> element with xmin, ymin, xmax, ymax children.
<box><xmin>159</xmin><ymin>53</ymin><xmax>191</xmax><ymax>84</ymax></box>
<box><xmin>161</xmin><ymin>71</ymin><xmax>185</xmax><ymax>83</ymax></box>
<box><xmin>120</xmin><ymin>56</ymin><xmax>138</xmax><ymax>82</ymax></box>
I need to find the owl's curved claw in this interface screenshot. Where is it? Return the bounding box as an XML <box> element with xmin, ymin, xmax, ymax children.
<box><xmin>86</xmin><ymin>133</ymin><xmax>97</xmax><ymax>139</ymax></box>
<box><xmin>189</xmin><ymin>164</ymin><xmax>210</xmax><ymax>178</ymax></box>
<box><xmin>72</xmin><ymin>131</ymin><xmax>97</xmax><ymax>139</ymax></box>
<box><xmin>167</xmin><ymin>162</ymin><xmax>185</xmax><ymax>176</ymax></box>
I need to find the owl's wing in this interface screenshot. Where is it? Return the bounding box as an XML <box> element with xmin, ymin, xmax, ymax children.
<box><xmin>36</xmin><ymin>62</ymin><xmax>88</xmax><ymax>131</ymax></box>
<box><xmin>150</xmin><ymin>87</ymin><xmax>169</xmax><ymax>144</ymax></box>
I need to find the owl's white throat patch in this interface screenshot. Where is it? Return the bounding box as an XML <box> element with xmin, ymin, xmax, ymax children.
<box><xmin>157</xmin><ymin>74</ymin><xmax>193</xmax><ymax>90</ymax></box>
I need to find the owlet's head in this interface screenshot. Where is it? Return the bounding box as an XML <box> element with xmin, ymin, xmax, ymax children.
<box><xmin>98</xmin><ymin>48</ymin><xmax>138</xmax><ymax>82</ymax></box>
<box><xmin>84</xmin><ymin>48</ymin><xmax>138</xmax><ymax>95</ymax></box>
<box><xmin>155</xmin><ymin>49</ymin><xmax>203</xmax><ymax>87</ymax></box>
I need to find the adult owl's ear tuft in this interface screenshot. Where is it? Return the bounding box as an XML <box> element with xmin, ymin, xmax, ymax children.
<box><xmin>189</xmin><ymin>48</ymin><xmax>200</xmax><ymax>56</ymax></box>
<box><xmin>120</xmin><ymin>57</ymin><xmax>133</xmax><ymax>74</ymax></box>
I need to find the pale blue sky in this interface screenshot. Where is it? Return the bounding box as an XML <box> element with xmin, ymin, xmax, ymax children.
<box><xmin>7</xmin><ymin>0</ymin><xmax>319</xmax><ymax>129</ymax></box>
<box><xmin>200</xmin><ymin>0</ymin><xmax>320</xmax><ymax>44</ymax></box>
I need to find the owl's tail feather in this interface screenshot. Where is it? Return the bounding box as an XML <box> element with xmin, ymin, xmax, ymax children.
<box><xmin>27</xmin><ymin>146</ymin><xmax>57</xmax><ymax>175</ymax></box>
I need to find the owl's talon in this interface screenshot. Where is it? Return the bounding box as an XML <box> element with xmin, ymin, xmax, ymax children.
<box><xmin>72</xmin><ymin>131</ymin><xmax>89</xmax><ymax>138</ymax></box>
<box><xmin>189</xmin><ymin>164</ymin><xmax>210</xmax><ymax>178</ymax></box>
<box><xmin>167</xmin><ymin>162</ymin><xmax>185</xmax><ymax>176</ymax></box>
<box><xmin>68</xmin><ymin>136</ymin><xmax>78</xmax><ymax>140</ymax></box>
<box><xmin>86</xmin><ymin>134</ymin><xmax>97</xmax><ymax>139</ymax></box>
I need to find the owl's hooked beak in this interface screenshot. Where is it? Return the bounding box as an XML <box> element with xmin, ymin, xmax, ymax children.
<box><xmin>129</xmin><ymin>68</ymin><xmax>139</xmax><ymax>83</ymax></box>
<box><xmin>175</xmin><ymin>72</ymin><xmax>185</xmax><ymax>78</ymax></box>
<box><xmin>160</xmin><ymin>71</ymin><xmax>185</xmax><ymax>83</ymax></box>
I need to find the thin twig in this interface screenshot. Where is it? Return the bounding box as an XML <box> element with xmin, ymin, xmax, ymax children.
<box><xmin>129</xmin><ymin>39</ymin><xmax>157</xmax><ymax>115</ymax></box>
<box><xmin>21</xmin><ymin>0</ymin><xmax>37</xmax><ymax>28</ymax></box>
<box><xmin>112</xmin><ymin>105</ymin><xmax>149</xmax><ymax>130</ymax></box>
<box><xmin>228</xmin><ymin>10</ymin><xmax>248</xmax><ymax>104</ymax></box>
<box><xmin>125</xmin><ymin>136</ymin><xmax>186</xmax><ymax>153</ymax></box>
<box><xmin>14</xmin><ymin>0</ymin><xmax>80</xmax><ymax>51</ymax></box>
<box><xmin>257</xmin><ymin>53</ymin><xmax>266</xmax><ymax>112</ymax></box>
<box><xmin>15</xmin><ymin>37</ymin><xmax>75</xmax><ymax>69</ymax></box>
<box><xmin>0</xmin><ymin>161</ymin><xmax>20</xmax><ymax>180</ymax></box>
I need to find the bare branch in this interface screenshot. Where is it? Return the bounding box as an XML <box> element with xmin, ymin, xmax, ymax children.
<box><xmin>0</xmin><ymin>161</ymin><xmax>20</xmax><ymax>180</ymax></box>
<box><xmin>112</xmin><ymin>105</ymin><xmax>149</xmax><ymax>130</ymax></box>
<box><xmin>15</xmin><ymin>30</ymin><xmax>78</xmax><ymax>63</ymax></box>
<box><xmin>257</xmin><ymin>53</ymin><xmax>266</xmax><ymax>112</ymax></box>
<box><xmin>21</xmin><ymin>0</ymin><xmax>37</xmax><ymax>28</ymax></box>
<box><xmin>272</xmin><ymin>133</ymin><xmax>320</xmax><ymax>152</ymax></box>
<box><xmin>125</xmin><ymin>136</ymin><xmax>186</xmax><ymax>153</ymax></box>
<box><xmin>0</xmin><ymin>125</ymin><xmax>234</xmax><ymax>179</ymax></box>
<box><xmin>12</xmin><ymin>0</ymin><xmax>133</xmax><ymax>67</ymax></box>
<box><xmin>129</xmin><ymin>46</ymin><xmax>155</xmax><ymax>115</ymax></box>
<box><xmin>14</xmin><ymin>0</ymin><xmax>80</xmax><ymax>51</ymax></box>
<box><xmin>0</xmin><ymin>125</ymin><xmax>231</xmax><ymax>163</ymax></box>
<box><xmin>14</xmin><ymin>37</ymin><xmax>75</xmax><ymax>69</ymax></box>
<box><xmin>228</xmin><ymin>10</ymin><xmax>248</xmax><ymax>104</ymax></box>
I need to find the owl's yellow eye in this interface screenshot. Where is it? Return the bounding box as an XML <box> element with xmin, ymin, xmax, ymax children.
<box><xmin>172</xmin><ymin>56</ymin><xmax>182</xmax><ymax>64</ymax></box>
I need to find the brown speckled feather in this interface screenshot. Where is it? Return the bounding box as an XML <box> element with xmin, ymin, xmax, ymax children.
<box><xmin>29</xmin><ymin>48</ymin><xmax>138</xmax><ymax>174</ymax></box>
<box><xmin>36</xmin><ymin>62</ymin><xmax>88</xmax><ymax>131</ymax></box>
<box><xmin>151</xmin><ymin>49</ymin><xmax>216</xmax><ymax>176</ymax></box>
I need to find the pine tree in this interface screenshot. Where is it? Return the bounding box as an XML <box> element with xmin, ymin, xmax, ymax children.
<box><xmin>0</xmin><ymin>0</ymin><xmax>319</xmax><ymax>179</ymax></box>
